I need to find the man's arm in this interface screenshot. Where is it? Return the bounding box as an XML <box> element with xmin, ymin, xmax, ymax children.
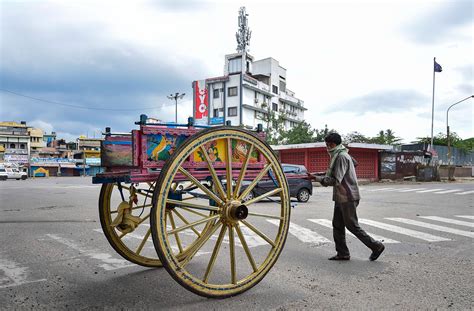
<box><xmin>316</xmin><ymin>155</ymin><xmax>349</xmax><ymax>187</ymax></box>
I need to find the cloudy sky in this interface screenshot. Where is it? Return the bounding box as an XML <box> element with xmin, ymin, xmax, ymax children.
<box><xmin>1</xmin><ymin>0</ymin><xmax>472</xmax><ymax>143</ymax></box>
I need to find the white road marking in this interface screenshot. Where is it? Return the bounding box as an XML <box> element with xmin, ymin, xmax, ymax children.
<box><xmin>397</xmin><ymin>188</ymin><xmax>427</xmax><ymax>192</ymax></box>
<box><xmin>359</xmin><ymin>219</ymin><xmax>450</xmax><ymax>242</ymax></box>
<box><xmin>418</xmin><ymin>216</ymin><xmax>474</xmax><ymax>228</ymax></box>
<box><xmin>455</xmin><ymin>215</ymin><xmax>474</xmax><ymax>220</ymax></box>
<box><xmin>455</xmin><ymin>190</ymin><xmax>474</xmax><ymax>195</ymax></box>
<box><xmin>385</xmin><ymin>188</ymin><xmax>412</xmax><ymax>192</ymax></box>
<box><xmin>46</xmin><ymin>234</ymin><xmax>135</xmax><ymax>271</ymax></box>
<box><xmin>433</xmin><ymin>189</ymin><xmax>462</xmax><ymax>194</ymax></box>
<box><xmin>416</xmin><ymin>189</ymin><xmax>444</xmax><ymax>193</ymax></box>
<box><xmin>0</xmin><ymin>255</ymin><xmax>46</xmax><ymax>289</ymax></box>
<box><xmin>368</xmin><ymin>188</ymin><xmax>395</xmax><ymax>192</ymax></box>
<box><xmin>386</xmin><ymin>218</ymin><xmax>474</xmax><ymax>238</ymax></box>
<box><xmin>307</xmin><ymin>219</ymin><xmax>400</xmax><ymax>244</ymax></box>
<box><xmin>267</xmin><ymin>220</ymin><xmax>331</xmax><ymax>245</ymax></box>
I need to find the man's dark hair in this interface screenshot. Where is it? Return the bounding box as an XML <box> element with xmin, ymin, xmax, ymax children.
<box><xmin>324</xmin><ymin>132</ymin><xmax>342</xmax><ymax>145</ymax></box>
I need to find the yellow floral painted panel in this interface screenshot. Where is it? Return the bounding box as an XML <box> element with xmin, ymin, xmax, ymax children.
<box><xmin>194</xmin><ymin>139</ymin><xmax>259</xmax><ymax>163</ymax></box>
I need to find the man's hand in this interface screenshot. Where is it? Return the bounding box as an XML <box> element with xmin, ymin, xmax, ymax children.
<box><xmin>307</xmin><ymin>172</ymin><xmax>325</xmax><ymax>183</ymax></box>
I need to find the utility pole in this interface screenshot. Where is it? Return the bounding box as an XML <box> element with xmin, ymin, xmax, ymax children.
<box><xmin>167</xmin><ymin>93</ymin><xmax>185</xmax><ymax>123</ymax></box>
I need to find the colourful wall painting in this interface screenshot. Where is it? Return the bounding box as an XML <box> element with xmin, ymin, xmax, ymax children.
<box><xmin>101</xmin><ymin>140</ymin><xmax>133</xmax><ymax>167</ymax></box>
<box><xmin>194</xmin><ymin>139</ymin><xmax>259</xmax><ymax>163</ymax></box>
<box><xmin>147</xmin><ymin>134</ymin><xmax>187</xmax><ymax>162</ymax></box>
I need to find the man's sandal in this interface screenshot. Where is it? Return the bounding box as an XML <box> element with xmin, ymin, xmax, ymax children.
<box><xmin>328</xmin><ymin>255</ymin><xmax>350</xmax><ymax>261</ymax></box>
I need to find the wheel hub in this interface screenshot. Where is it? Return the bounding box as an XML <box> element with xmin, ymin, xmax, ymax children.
<box><xmin>223</xmin><ymin>200</ymin><xmax>248</xmax><ymax>223</ymax></box>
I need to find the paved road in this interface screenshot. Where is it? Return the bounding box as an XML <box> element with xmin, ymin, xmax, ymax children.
<box><xmin>1</xmin><ymin>177</ymin><xmax>473</xmax><ymax>310</ymax></box>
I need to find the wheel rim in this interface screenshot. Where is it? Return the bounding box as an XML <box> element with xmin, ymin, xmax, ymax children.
<box><xmin>299</xmin><ymin>189</ymin><xmax>309</xmax><ymax>202</ymax></box>
<box><xmin>99</xmin><ymin>182</ymin><xmax>162</xmax><ymax>267</ymax></box>
<box><xmin>151</xmin><ymin>127</ymin><xmax>290</xmax><ymax>298</ymax></box>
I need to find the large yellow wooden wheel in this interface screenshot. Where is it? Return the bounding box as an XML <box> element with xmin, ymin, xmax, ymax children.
<box><xmin>151</xmin><ymin>127</ymin><xmax>291</xmax><ymax>298</ymax></box>
<box><xmin>99</xmin><ymin>182</ymin><xmax>215</xmax><ymax>267</ymax></box>
<box><xmin>99</xmin><ymin>182</ymin><xmax>162</xmax><ymax>267</ymax></box>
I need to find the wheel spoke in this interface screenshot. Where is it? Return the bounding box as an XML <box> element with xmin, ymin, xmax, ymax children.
<box><xmin>203</xmin><ymin>224</ymin><xmax>227</xmax><ymax>283</ymax></box>
<box><xmin>172</xmin><ymin>209</ymin><xmax>201</xmax><ymax>237</ymax></box>
<box><xmin>244</xmin><ymin>188</ymin><xmax>282</xmax><ymax>206</ymax></box>
<box><xmin>238</xmin><ymin>164</ymin><xmax>272</xmax><ymax>201</ymax></box>
<box><xmin>235</xmin><ymin>224</ymin><xmax>257</xmax><ymax>272</ymax></box>
<box><xmin>233</xmin><ymin>144</ymin><xmax>254</xmax><ymax>198</ymax></box>
<box><xmin>135</xmin><ymin>227</ymin><xmax>152</xmax><ymax>255</ymax></box>
<box><xmin>241</xmin><ymin>220</ymin><xmax>275</xmax><ymax>247</ymax></box>
<box><xmin>225</xmin><ymin>138</ymin><xmax>233</xmax><ymax>199</ymax></box>
<box><xmin>168</xmin><ymin>210</ymin><xmax>183</xmax><ymax>253</ymax></box>
<box><xmin>178</xmin><ymin>167</ymin><xmax>224</xmax><ymax>206</ymax></box>
<box><xmin>167</xmin><ymin>199</ymin><xmax>219</xmax><ymax>212</ymax></box>
<box><xmin>247</xmin><ymin>212</ymin><xmax>283</xmax><ymax>220</ymax></box>
<box><xmin>167</xmin><ymin>214</ymin><xmax>220</xmax><ymax>235</ymax></box>
<box><xmin>181</xmin><ymin>222</ymin><xmax>222</xmax><ymax>268</ymax></box>
<box><xmin>200</xmin><ymin>145</ymin><xmax>226</xmax><ymax>200</ymax></box>
<box><xmin>179</xmin><ymin>206</ymin><xmax>208</xmax><ymax>218</ymax></box>
<box><xmin>229</xmin><ymin>224</ymin><xmax>236</xmax><ymax>284</ymax></box>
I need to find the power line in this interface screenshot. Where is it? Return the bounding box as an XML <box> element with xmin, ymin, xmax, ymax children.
<box><xmin>0</xmin><ymin>88</ymin><xmax>181</xmax><ymax>111</ymax></box>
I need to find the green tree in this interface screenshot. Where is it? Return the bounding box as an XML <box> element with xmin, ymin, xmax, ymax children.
<box><xmin>343</xmin><ymin>131</ymin><xmax>371</xmax><ymax>143</ymax></box>
<box><xmin>264</xmin><ymin>111</ymin><xmax>286</xmax><ymax>145</ymax></box>
<box><xmin>313</xmin><ymin>124</ymin><xmax>336</xmax><ymax>142</ymax></box>
<box><xmin>283</xmin><ymin>121</ymin><xmax>316</xmax><ymax>144</ymax></box>
<box><xmin>370</xmin><ymin>129</ymin><xmax>402</xmax><ymax>145</ymax></box>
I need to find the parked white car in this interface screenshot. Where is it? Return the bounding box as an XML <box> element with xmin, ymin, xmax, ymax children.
<box><xmin>0</xmin><ymin>167</ymin><xmax>28</xmax><ymax>180</ymax></box>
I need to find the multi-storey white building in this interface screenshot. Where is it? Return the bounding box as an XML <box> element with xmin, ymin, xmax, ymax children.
<box><xmin>193</xmin><ymin>7</ymin><xmax>306</xmax><ymax>131</ymax></box>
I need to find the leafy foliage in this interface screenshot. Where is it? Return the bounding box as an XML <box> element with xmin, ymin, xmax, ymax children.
<box><xmin>415</xmin><ymin>132</ymin><xmax>474</xmax><ymax>152</ymax></box>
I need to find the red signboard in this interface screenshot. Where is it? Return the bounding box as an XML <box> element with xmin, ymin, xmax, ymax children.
<box><xmin>193</xmin><ymin>80</ymin><xmax>208</xmax><ymax>124</ymax></box>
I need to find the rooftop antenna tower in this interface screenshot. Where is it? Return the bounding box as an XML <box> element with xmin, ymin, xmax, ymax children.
<box><xmin>236</xmin><ymin>7</ymin><xmax>251</xmax><ymax>53</ymax></box>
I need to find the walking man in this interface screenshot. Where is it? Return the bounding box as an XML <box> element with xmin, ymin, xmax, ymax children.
<box><xmin>312</xmin><ymin>133</ymin><xmax>385</xmax><ymax>261</ymax></box>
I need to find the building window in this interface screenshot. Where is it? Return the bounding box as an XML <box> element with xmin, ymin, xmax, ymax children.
<box><xmin>10</xmin><ymin>143</ymin><xmax>15</xmax><ymax>149</ymax></box>
<box><xmin>279</xmin><ymin>80</ymin><xmax>286</xmax><ymax>93</ymax></box>
<box><xmin>213</xmin><ymin>89</ymin><xmax>219</xmax><ymax>99</ymax></box>
<box><xmin>272</xmin><ymin>85</ymin><xmax>278</xmax><ymax>94</ymax></box>
<box><xmin>272</xmin><ymin>103</ymin><xmax>278</xmax><ymax>112</ymax></box>
<box><xmin>228</xmin><ymin>58</ymin><xmax>241</xmax><ymax>73</ymax></box>
<box><xmin>228</xmin><ymin>87</ymin><xmax>238</xmax><ymax>97</ymax></box>
<box><xmin>20</xmin><ymin>144</ymin><xmax>25</xmax><ymax>149</ymax></box>
<box><xmin>228</xmin><ymin>107</ymin><xmax>237</xmax><ymax>117</ymax></box>
<box><xmin>213</xmin><ymin>109</ymin><xmax>219</xmax><ymax>117</ymax></box>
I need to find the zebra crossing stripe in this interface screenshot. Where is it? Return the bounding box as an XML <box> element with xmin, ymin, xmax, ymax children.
<box><xmin>46</xmin><ymin>234</ymin><xmax>136</xmax><ymax>270</ymax></box>
<box><xmin>386</xmin><ymin>218</ymin><xmax>474</xmax><ymax>238</ymax></box>
<box><xmin>0</xmin><ymin>256</ymin><xmax>46</xmax><ymax>289</ymax></box>
<box><xmin>433</xmin><ymin>189</ymin><xmax>461</xmax><ymax>194</ymax></box>
<box><xmin>455</xmin><ymin>215</ymin><xmax>474</xmax><ymax>220</ymax></box>
<box><xmin>359</xmin><ymin>219</ymin><xmax>450</xmax><ymax>242</ymax></box>
<box><xmin>418</xmin><ymin>216</ymin><xmax>474</xmax><ymax>228</ymax></box>
<box><xmin>398</xmin><ymin>188</ymin><xmax>426</xmax><ymax>192</ymax></box>
<box><xmin>385</xmin><ymin>188</ymin><xmax>412</xmax><ymax>192</ymax></box>
<box><xmin>455</xmin><ymin>190</ymin><xmax>474</xmax><ymax>195</ymax></box>
<box><xmin>369</xmin><ymin>188</ymin><xmax>395</xmax><ymax>192</ymax></box>
<box><xmin>307</xmin><ymin>219</ymin><xmax>400</xmax><ymax>244</ymax></box>
<box><xmin>267</xmin><ymin>220</ymin><xmax>331</xmax><ymax>245</ymax></box>
<box><xmin>416</xmin><ymin>189</ymin><xmax>443</xmax><ymax>193</ymax></box>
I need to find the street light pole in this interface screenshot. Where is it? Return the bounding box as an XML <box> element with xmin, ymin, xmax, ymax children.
<box><xmin>167</xmin><ymin>93</ymin><xmax>185</xmax><ymax>123</ymax></box>
<box><xmin>446</xmin><ymin>95</ymin><xmax>474</xmax><ymax>180</ymax></box>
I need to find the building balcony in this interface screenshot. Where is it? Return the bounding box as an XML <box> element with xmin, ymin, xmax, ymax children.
<box><xmin>279</xmin><ymin>92</ymin><xmax>306</xmax><ymax>110</ymax></box>
<box><xmin>243</xmin><ymin>75</ymin><xmax>273</xmax><ymax>97</ymax></box>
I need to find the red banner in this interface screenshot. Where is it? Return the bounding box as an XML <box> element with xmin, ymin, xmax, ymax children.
<box><xmin>194</xmin><ymin>80</ymin><xmax>208</xmax><ymax>122</ymax></box>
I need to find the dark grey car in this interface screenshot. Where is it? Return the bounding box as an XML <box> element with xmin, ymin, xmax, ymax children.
<box><xmin>242</xmin><ymin>163</ymin><xmax>313</xmax><ymax>203</ymax></box>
